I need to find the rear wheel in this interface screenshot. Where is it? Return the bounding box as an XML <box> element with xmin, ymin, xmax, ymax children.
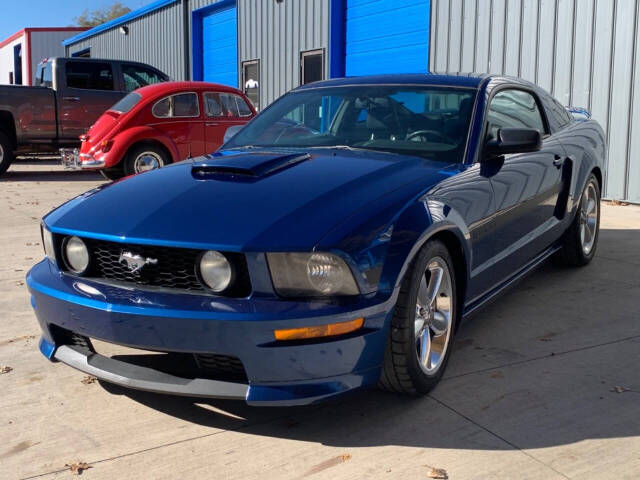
<box><xmin>123</xmin><ymin>144</ymin><xmax>169</xmax><ymax>176</ymax></box>
<box><xmin>379</xmin><ymin>240</ymin><xmax>457</xmax><ymax>395</ymax></box>
<box><xmin>555</xmin><ymin>174</ymin><xmax>600</xmax><ymax>266</ymax></box>
<box><xmin>0</xmin><ymin>131</ymin><xmax>15</xmax><ymax>176</ymax></box>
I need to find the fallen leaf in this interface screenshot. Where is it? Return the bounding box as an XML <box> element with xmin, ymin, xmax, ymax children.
<box><xmin>81</xmin><ymin>375</ymin><xmax>97</xmax><ymax>385</ymax></box>
<box><xmin>611</xmin><ymin>385</ymin><xmax>631</xmax><ymax>393</ymax></box>
<box><xmin>538</xmin><ymin>336</ymin><xmax>553</xmax><ymax>342</ymax></box>
<box><xmin>0</xmin><ymin>366</ymin><xmax>13</xmax><ymax>374</ymax></box>
<box><xmin>15</xmin><ymin>282</ymin><xmax>25</xmax><ymax>286</ymax></box>
<box><xmin>340</xmin><ymin>454</ymin><xmax>352</xmax><ymax>462</ymax></box>
<box><xmin>490</xmin><ymin>371</ymin><xmax>504</xmax><ymax>379</ymax></box>
<box><xmin>65</xmin><ymin>461</ymin><xmax>92</xmax><ymax>475</ymax></box>
<box><xmin>426</xmin><ymin>466</ymin><xmax>448</xmax><ymax>479</ymax></box>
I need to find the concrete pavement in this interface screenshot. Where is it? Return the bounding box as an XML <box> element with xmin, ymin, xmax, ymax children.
<box><xmin>1</xmin><ymin>159</ymin><xmax>639</xmax><ymax>479</ymax></box>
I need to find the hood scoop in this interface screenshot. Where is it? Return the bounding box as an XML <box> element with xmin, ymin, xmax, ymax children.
<box><xmin>192</xmin><ymin>152</ymin><xmax>311</xmax><ymax>180</ymax></box>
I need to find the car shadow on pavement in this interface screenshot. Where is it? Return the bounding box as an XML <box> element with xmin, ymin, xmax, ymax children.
<box><xmin>103</xmin><ymin>225</ymin><xmax>640</xmax><ymax>451</ymax></box>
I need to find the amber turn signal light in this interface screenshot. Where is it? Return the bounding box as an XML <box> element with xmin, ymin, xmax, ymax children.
<box><xmin>274</xmin><ymin>318</ymin><xmax>364</xmax><ymax>341</ymax></box>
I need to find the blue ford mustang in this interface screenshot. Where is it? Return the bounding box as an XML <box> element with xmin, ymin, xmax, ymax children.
<box><xmin>27</xmin><ymin>74</ymin><xmax>606</xmax><ymax>406</ymax></box>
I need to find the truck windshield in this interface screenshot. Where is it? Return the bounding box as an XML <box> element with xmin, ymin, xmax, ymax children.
<box><xmin>110</xmin><ymin>93</ymin><xmax>142</xmax><ymax>113</ymax></box>
<box><xmin>223</xmin><ymin>85</ymin><xmax>476</xmax><ymax>162</ymax></box>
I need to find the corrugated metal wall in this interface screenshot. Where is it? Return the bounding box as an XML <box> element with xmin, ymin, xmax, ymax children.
<box><xmin>30</xmin><ymin>31</ymin><xmax>77</xmax><ymax>83</ymax></box>
<box><xmin>237</xmin><ymin>0</ymin><xmax>330</xmax><ymax>110</ymax></box>
<box><xmin>430</xmin><ymin>0</ymin><xmax>640</xmax><ymax>203</ymax></box>
<box><xmin>65</xmin><ymin>1</ymin><xmax>186</xmax><ymax>81</ymax></box>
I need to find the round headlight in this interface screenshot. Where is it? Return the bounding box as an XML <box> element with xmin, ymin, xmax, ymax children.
<box><xmin>306</xmin><ymin>253</ymin><xmax>350</xmax><ymax>294</ymax></box>
<box><xmin>199</xmin><ymin>251</ymin><xmax>232</xmax><ymax>292</ymax></box>
<box><xmin>64</xmin><ymin>236</ymin><xmax>89</xmax><ymax>274</ymax></box>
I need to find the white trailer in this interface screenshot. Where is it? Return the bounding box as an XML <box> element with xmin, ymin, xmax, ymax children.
<box><xmin>0</xmin><ymin>28</ymin><xmax>87</xmax><ymax>86</ymax></box>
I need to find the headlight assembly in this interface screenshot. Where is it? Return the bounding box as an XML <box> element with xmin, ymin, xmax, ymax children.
<box><xmin>41</xmin><ymin>224</ymin><xmax>56</xmax><ymax>264</ymax></box>
<box><xmin>267</xmin><ymin>252</ymin><xmax>360</xmax><ymax>297</ymax></box>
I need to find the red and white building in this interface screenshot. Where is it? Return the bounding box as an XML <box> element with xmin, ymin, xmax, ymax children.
<box><xmin>0</xmin><ymin>28</ymin><xmax>88</xmax><ymax>86</ymax></box>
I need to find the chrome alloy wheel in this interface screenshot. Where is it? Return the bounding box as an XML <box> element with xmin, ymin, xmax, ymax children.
<box><xmin>0</xmin><ymin>142</ymin><xmax>4</xmax><ymax>163</ymax></box>
<box><xmin>133</xmin><ymin>151</ymin><xmax>164</xmax><ymax>173</ymax></box>
<box><xmin>579</xmin><ymin>181</ymin><xmax>599</xmax><ymax>255</ymax></box>
<box><xmin>414</xmin><ymin>257</ymin><xmax>453</xmax><ymax>375</ymax></box>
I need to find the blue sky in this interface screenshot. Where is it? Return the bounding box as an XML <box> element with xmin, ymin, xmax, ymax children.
<box><xmin>1</xmin><ymin>0</ymin><xmax>156</xmax><ymax>40</ymax></box>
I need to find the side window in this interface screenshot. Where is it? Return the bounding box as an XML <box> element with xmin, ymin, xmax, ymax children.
<box><xmin>548</xmin><ymin>96</ymin><xmax>572</xmax><ymax>129</ymax></box>
<box><xmin>204</xmin><ymin>92</ymin><xmax>224</xmax><ymax>117</ymax></box>
<box><xmin>219</xmin><ymin>93</ymin><xmax>253</xmax><ymax>117</ymax></box>
<box><xmin>66</xmin><ymin>61</ymin><xmax>114</xmax><ymax>90</ymax></box>
<box><xmin>173</xmin><ymin>93</ymin><xmax>199</xmax><ymax>117</ymax></box>
<box><xmin>152</xmin><ymin>97</ymin><xmax>171</xmax><ymax>118</ymax></box>
<box><xmin>487</xmin><ymin>89</ymin><xmax>546</xmax><ymax>138</ymax></box>
<box><xmin>151</xmin><ymin>93</ymin><xmax>199</xmax><ymax>118</ymax></box>
<box><xmin>236</xmin><ymin>96</ymin><xmax>253</xmax><ymax>116</ymax></box>
<box><xmin>122</xmin><ymin>64</ymin><xmax>166</xmax><ymax>92</ymax></box>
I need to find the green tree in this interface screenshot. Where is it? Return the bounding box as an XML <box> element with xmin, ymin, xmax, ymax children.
<box><xmin>74</xmin><ymin>2</ymin><xmax>132</xmax><ymax>28</ymax></box>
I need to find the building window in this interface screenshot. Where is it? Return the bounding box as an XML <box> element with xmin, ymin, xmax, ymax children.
<box><xmin>300</xmin><ymin>49</ymin><xmax>324</xmax><ymax>85</ymax></box>
<box><xmin>71</xmin><ymin>48</ymin><xmax>91</xmax><ymax>58</ymax></box>
<box><xmin>242</xmin><ymin>60</ymin><xmax>259</xmax><ymax>109</ymax></box>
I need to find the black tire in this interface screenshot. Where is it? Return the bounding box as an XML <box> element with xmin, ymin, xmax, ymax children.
<box><xmin>100</xmin><ymin>166</ymin><xmax>125</xmax><ymax>181</ymax></box>
<box><xmin>555</xmin><ymin>173</ymin><xmax>601</xmax><ymax>266</ymax></box>
<box><xmin>123</xmin><ymin>144</ymin><xmax>169</xmax><ymax>176</ymax></box>
<box><xmin>0</xmin><ymin>131</ymin><xmax>15</xmax><ymax>176</ymax></box>
<box><xmin>379</xmin><ymin>240</ymin><xmax>458</xmax><ymax>395</ymax></box>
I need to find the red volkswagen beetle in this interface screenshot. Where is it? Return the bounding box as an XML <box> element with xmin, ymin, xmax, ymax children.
<box><xmin>61</xmin><ymin>82</ymin><xmax>256</xmax><ymax>179</ymax></box>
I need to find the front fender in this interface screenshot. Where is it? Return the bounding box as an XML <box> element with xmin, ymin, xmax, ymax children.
<box><xmin>99</xmin><ymin>126</ymin><xmax>180</xmax><ymax>168</ymax></box>
<box><xmin>377</xmin><ymin>197</ymin><xmax>471</xmax><ymax>296</ymax></box>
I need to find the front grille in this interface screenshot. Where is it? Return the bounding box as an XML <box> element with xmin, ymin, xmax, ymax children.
<box><xmin>57</xmin><ymin>236</ymin><xmax>251</xmax><ymax>297</ymax></box>
<box><xmin>195</xmin><ymin>353</ymin><xmax>247</xmax><ymax>381</ymax></box>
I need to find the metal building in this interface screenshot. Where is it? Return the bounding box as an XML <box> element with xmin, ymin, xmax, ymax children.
<box><xmin>61</xmin><ymin>0</ymin><xmax>639</xmax><ymax>202</ymax></box>
<box><xmin>0</xmin><ymin>28</ymin><xmax>87</xmax><ymax>85</ymax></box>
<box><xmin>429</xmin><ymin>0</ymin><xmax>640</xmax><ymax>202</ymax></box>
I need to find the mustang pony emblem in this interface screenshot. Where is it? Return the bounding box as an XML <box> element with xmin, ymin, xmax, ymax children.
<box><xmin>118</xmin><ymin>251</ymin><xmax>158</xmax><ymax>273</ymax></box>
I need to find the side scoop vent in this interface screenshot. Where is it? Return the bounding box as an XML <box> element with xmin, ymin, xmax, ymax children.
<box><xmin>192</xmin><ymin>152</ymin><xmax>311</xmax><ymax>180</ymax></box>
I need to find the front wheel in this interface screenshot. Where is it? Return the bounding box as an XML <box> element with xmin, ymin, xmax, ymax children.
<box><xmin>555</xmin><ymin>173</ymin><xmax>601</xmax><ymax>266</ymax></box>
<box><xmin>0</xmin><ymin>131</ymin><xmax>15</xmax><ymax>176</ymax></box>
<box><xmin>379</xmin><ymin>240</ymin><xmax>457</xmax><ymax>395</ymax></box>
<box><xmin>123</xmin><ymin>145</ymin><xmax>169</xmax><ymax>176</ymax></box>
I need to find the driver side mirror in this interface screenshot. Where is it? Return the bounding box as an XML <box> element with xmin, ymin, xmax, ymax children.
<box><xmin>484</xmin><ymin>128</ymin><xmax>542</xmax><ymax>158</ymax></box>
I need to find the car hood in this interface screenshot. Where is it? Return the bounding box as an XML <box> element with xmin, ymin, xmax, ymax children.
<box><xmin>45</xmin><ymin>149</ymin><xmax>454</xmax><ymax>251</ymax></box>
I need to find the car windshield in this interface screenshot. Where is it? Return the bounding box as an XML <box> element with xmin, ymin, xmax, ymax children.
<box><xmin>224</xmin><ymin>85</ymin><xmax>476</xmax><ymax>161</ymax></box>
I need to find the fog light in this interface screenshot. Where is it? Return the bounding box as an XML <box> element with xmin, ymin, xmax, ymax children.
<box><xmin>274</xmin><ymin>318</ymin><xmax>364</xmax><ymax>341</ymax></box>
<box><xmin>63</xmin><ymin>236</ymin><xmax>89</xmax><ymax>274</ymax></box>
<box><xmin>199</xmin><ymin>250</ymin><xmax>232</xmax><ymax>292</ymax></box>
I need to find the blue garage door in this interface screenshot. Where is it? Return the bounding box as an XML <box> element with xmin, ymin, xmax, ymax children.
<box><xmin>345</xmin><ymin>0</ymin><xmax>431</xmax><ymax>76</ymax></box>
<box><xmin>201</xmin><ymin>3</ymin><xmax>237</xmax><ymax>87</ymax></box>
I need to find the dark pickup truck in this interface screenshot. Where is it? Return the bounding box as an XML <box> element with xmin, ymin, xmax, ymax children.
<box><xmin>0</xmin><ymin>57</ymin><xmax>168</xmax><ymax>175</ymax></box>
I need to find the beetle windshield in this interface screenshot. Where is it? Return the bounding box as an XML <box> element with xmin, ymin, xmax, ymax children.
<box><xmin>223</xmin><ymin>85</ymin><xmax>476</xmax><ymax>161</ymax></box>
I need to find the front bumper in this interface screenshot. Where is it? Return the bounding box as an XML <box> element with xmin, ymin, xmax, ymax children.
<box><xmin>60</xmin><ymin>148</ymin><xmax>105</xmax><ymax>170</ymax></box>
<box><xmin>28</xmin><ymin>260</ymin><xmax>393</xmax><ymax>406</ymax></box>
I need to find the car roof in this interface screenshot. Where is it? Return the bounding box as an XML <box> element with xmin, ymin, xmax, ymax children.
<box><xmin>294</xmin><ymin>73</ymin><xmax>492</xmax><ymax>91</ymax></box>
<box><xmin>134</xmin><ymin>81</ymin><xmax>244</xmax><ymax>97</ymax></box>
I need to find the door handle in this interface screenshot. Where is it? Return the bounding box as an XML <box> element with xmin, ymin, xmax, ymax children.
<box><xmin>553</xmin><ymin>155</ymin><xmax>565</xmax><ymax>167</ymax></box>
<box><xmin>62</xmin><ymin>96</ymin><xmax>80</xmax><ymax>102</ymax></box>
<box><xmin>205</xmin><ymin>122</ymin><xmax>219</xmax><ymax>126</ymax></box>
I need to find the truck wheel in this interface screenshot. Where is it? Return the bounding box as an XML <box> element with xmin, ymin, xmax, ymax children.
<box><xmin>0</xmin><ymin>131</ymin><xmax>15</xmax><ymax>176</ymax></box>
<box><xmin>379</xmin><ymin>240</ymin><xmax>458</xmax><ymax>395</ymax></box>
<box><xmin>123</xmin><ymin>145</ymin><xmax>169</xmax><ymax>176</ymax></box>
